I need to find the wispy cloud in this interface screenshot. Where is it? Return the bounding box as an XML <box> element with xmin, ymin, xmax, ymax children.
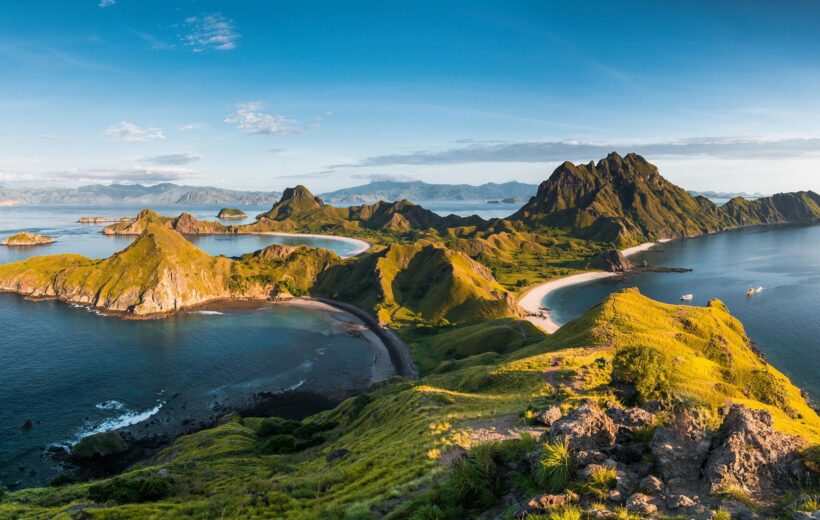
<box><xmin>177</xmin><ymin>123</ymin><xmax>202</xmax><ymax>132</ymax></box>
<box><xmin>104</xmin><ymin>121</ymin><xmax>165</xmax><ymax>143</ymax></box>
<box><xmin>132</xmin><ymin>30</ymin><xmax>174</xmax><ymax>50</ymax></box>
<box><xmin>335</xmin><ymin>136</ymin><xmax>820</xmax><ymax>168</ymax></box>
<box><xmin>224</xmin><ymin>102</ymin><xmax>325</xmax><ymax>135</ymax></box>
<box><xmin>182</xmin><ymin>13</ymin><xmax>239</xmax><ymax>52</ymax></box>
<box><xmin>98</xmin><ymin>0</ymin><xmax>116</xmax><ymax>7</ymax></box>
<box><xmin>140</xmin><ymin>153</ymin><xmax>202</xmax><ymax>165</ymax></box>
<box><xmin>351</xmin><ymin>173</ymin><xmax>416</xmax><ymax>182</ymax></box>
<box><xmin>2</xmin><ymin>166</ymin><xmax>192</xmax><ymax>185</ymax></box>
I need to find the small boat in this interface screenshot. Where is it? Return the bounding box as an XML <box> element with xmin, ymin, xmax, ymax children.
<box><xmin>680</xmin><ymin>294</ymin><xmax>694</xmax><ymax>301</ymax></box>
<box><xmin>746</xmin><ymin>288</ymin><xmax>755</xmax><ymax>297</ymax></box>
<box><xmin>755</xmin><ymin>286</ymin><xmax>764</xmax><ymax>293</ymax></box>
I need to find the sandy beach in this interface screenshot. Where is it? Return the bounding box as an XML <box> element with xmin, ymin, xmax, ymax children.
<box><xmin>519</xmin><ymin>239</ymin><xmax>672</xmax><ymax>333</ymax></box>
<box><xmin>258</xmin><ymin>231</ymin><xmax>371</xmax><ymax>257</ymax></box>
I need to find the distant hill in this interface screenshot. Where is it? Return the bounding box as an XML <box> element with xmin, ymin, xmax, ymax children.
<box><xmin>319</xmin><ymin>180</ymin><xmax>537</xmax><ymax>204</ymax></box>
<box><xmin>688</xmin><ymin>190</ymin><xmax>767</xmax><ymax>201</ymax></box>
<box><xmin>512</xmin><ymin>152</ymin><xmax>820</xmax><ymax>245</ymax></box>
<box><xmin>0</xmin><ymin>183</ymin><xmax>281</xmax><ymax>205</ymax></box>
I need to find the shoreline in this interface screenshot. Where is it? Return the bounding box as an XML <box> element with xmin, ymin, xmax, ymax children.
<box><xmin>255</xmin><ymin>231</ymin><xmax>371</xmax><ymax>257</ymax></box>
<box><xmin>519</xmin><ymin>239</ymin><xmax>672</xmax><ymax>333</ymax></box>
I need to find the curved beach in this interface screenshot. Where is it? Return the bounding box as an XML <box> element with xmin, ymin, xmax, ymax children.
<box><xmin>256</xmin><ymin>231</ymin><xmax>371</xmax><ymax>257</ymax></box>
<box><xmin>519</xmin><ymin>239</ymin><xmax>671</xmax><ymax>333</ymax></box>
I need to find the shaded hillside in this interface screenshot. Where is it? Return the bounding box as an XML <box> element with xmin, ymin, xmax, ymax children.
<box><xmin>512</xmin><ymin>152</ymin><xmax>820</xmax><ymax>246</ymax></box>
<box><xmin>511</xmin><ymin>152</ymin><xmax>725</xmax><ymax>245</ymax></box>
<box><xmin>5</xmin><ymin>290</ymin><xmax>816</xmax><ymax>518</ymax></box>
<box><xmin>319</xmin><ymin>180</ymin><xmax>537</xmax><ymax>204</ymax></box>
<box><xmin>314</xmin><ymin>240</ymin><xmax>519</xmax><ymax>325</ymax></box>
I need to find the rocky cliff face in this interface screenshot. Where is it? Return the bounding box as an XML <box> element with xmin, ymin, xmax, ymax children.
<box><xmin>103</xmin><ymin>209</ymin><xmax>232</xmax><ymax>236</ymax></box>
<box><xmin>512</xmin><ymin>152</ymin><xmax>820</xmax><ymax>245</ymax></box>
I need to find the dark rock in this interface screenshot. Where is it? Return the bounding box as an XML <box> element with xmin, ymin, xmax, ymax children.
<box><xmin>594</xmin><ymin>249</ymin><xmax>633</xmax><ymax>273</ymax></box>
<box><xmin>20</xmin><ymin>419</ymin><xmax>33</xmax><ymax>431</ymax></box>
<box><xmin>326</xmin><ymin>448</ymin><xmax>350</xmax><ymax>463</ymax></box>
<box><xmin>549</xmin><ymin>404</ymin><xmax>617</xmax><ymax>452</ymax></box>
<box><xmin>704</xmin><ymin>404</ymin><xmax>807</xmax><ymax>495</ymax></box>
<box><xmin>575</xmin><ymin>450</ymin><xmax>607</xmax><ymax>467</ymax></box>
<box><xmin>642</xmin><ymin>399</ymin><xmax>664</xmax><ymax>413</ymax></box>
<box><xmin>606</xmin><ymin>407</ymin><xmax>655</xmax><ymax>431</ymax></box>
<box><xmin>607</xmin><ymin>441</ymin><xmax>646</xmax><ymax>464</ymax></box>
<box><xmin>651</xmin><ymin>408</ymin><xmax>713</xmax><ymax>490</ymax></box>
<box><xmin>535</xmin><ymin>406</ymin><xmax>562</xmax><ymax>426</ymax></box>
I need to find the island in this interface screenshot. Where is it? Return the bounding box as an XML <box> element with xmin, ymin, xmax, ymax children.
<box><xmin>2</xmin><ymin>153</ymin><xmax>819</xmax><ymax>520</ymax></box>
<box><xmin>1</xmin><ymin>231</ymin><xmax>54</xmax><ymax>246</ymax></box>
<box><xmin>216</xmin><ymin>207</ymin><xmax>248</xmax><ymax>220</ymax></box>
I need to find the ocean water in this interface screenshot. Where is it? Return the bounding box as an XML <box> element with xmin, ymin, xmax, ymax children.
<box><xmin>543</xmin><ymin>224</ymin><xmax>820</xmax><ymax>398</ymax></box>
<box><xmin>0</xmin><ymin>297</ymin><xmax>384</xmax><ymax>487</ymax></box>
<box><xmin>0</xmin><ymin>204</ymin><xmax>364</xmax><ymax>262</ymax></box>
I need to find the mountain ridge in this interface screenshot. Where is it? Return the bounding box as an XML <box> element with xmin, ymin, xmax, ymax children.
<box><xmin>0</xmin><ymin>183</ymin><xmax>281</xmax><ymax>205</ymax></box>
<box><xmin>319</xmin><ymin>180</ymin><xmax>537</xmax><ymax>204</ymax></box>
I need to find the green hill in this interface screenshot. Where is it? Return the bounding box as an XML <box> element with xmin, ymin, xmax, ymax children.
<box><xmin>511</xmin><ymin>152</ymin><xmax>820</xmax><ymax>246</ymax></box>
<box><xmin>103</xmin><ymin>209</ymin><xmax>232</xmax><ymax>235</ymax></box>
<box><xmin>314</xmin><ymin>240</ymin><xmax>518</xmax><ymax>326</ymax></box>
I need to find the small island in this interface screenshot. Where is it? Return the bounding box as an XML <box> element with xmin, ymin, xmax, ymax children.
<box><xmin>1</xmin><ymin>231</ymin><xmax>55</xmax><ymax>246</ymax></box>
<box><xmin>216</xmin><ymin>207</ymin><xmax>247</xmax><ymax>220</ymax></box>
<box><xmin>78</xmin><ymin>217</ymin><xmax>131</xmax><ymax>224</ymax></box>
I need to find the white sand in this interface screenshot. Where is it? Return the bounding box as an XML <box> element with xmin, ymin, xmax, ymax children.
<box><xmin>258</xmin><ymin>232</ymin><xmax>371</xmax><ymax>257</ymax></box>
<box><xmin>519</xmin><ymin>239</ymin><xmax>673</xmax><ymax>333</ymax></box>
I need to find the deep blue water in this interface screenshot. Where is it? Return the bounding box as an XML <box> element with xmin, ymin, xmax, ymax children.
<box><xmin>543</xmin><ymin>225</ymin><xmax>820</xmax><ymax>398</ymax></box>
<box><xmin>0</xmin><ymin>296</ymin><xmax>384</xmax><ymax>487</ymax></box>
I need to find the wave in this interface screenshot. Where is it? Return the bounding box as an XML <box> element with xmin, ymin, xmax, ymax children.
<box><xmin>194</xmin><ymin>310</ymin><xmax>225</xmax><ymax>315</ymax></box>
<box><xmin>95</xmin><ymin>400</ymin><xmax>126</xmax><ymax>411</ymax></box>
<box><xmin>75</xmin><ymin>401</ymin><xmax>164</xmax><ymax>442</ymax></box>
<box><xmin>283</xmin><ymin>379</ymin><xmax>306</xmax><ymax>392</ymax></box>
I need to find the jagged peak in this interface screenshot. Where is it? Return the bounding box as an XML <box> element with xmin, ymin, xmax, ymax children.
<box><xmin>280</xmin><ymin>185</ymin><xmax>323</xmax><ymax>205</ymax></box>
<box><xmin>135</xmin><ymin>208</ymin><xmax>162</xmax><ymax>221</ymax></box>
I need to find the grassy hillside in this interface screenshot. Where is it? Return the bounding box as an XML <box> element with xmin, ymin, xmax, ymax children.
<box><xmin>4</xmin><ymin>289</ymin><xmax>816</xmax><ymax>518</ymax></box>
<box><xmin>314</xmin><ymin>240</ymin><xmax>519</xmax><ymax>326</ymax></box>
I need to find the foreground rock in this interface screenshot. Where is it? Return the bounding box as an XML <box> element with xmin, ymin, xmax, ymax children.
<box><xmin>1</xmin><ymin>231</ymin><xmax>54</xmax><ymax>246</ymax></box>
<box><xmin>549</xmin><ymin>403</ymin><xmax>617</xmax><ymax>451</ymax></box>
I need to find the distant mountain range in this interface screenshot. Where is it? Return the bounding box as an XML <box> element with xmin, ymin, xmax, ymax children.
<box><xmin>0</xmin><ymin>183</ymin><xmax>281</xmax><ymax>205</ymax></box>
<box><xmin>688</xmin><ymin>190</ymin><xmax>767</xmax><ymax>200</ymax></box>
<box><xmin>318</xmin><ymin>180</ymin><xmax>537</xmax><ymax>204</ymax></box>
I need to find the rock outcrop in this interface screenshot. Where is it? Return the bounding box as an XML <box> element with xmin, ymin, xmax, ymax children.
<box><xmin>548</xmin><ymin>403</ymin><xmax>618</xmax><ymax>452</ymax></box>
<box><xmin>216</xmin><ymin>208</ymin><xmax>247</xmax><ymax>220</ymax></box>
<box><xmin>593</xmin><ymin>249</ymin><xmax>633</xmax><ymax>272</ymax></box>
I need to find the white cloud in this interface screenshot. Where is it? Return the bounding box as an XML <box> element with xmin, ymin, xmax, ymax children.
<box><xmin>104</xmin><ymin>121</ymin><xmax>165</xmax><ymax>143</ymax></box>
<box><xmin>224</xmin><ymin>102</ymin><xmax>327</xmax><ymax>135</ymax></box>
<box><xmin>98</xmin><ymin>0</ymin><xmax>115</xmax><ymax>7</ymax></box>
<box><xmin>224</xmin><ymin>102</ymin><xmax>299</xmax><ymax>135</ymax></box>
<box><xmin>182</xmin><ymin>13</ymin><xmax>239</xmax><ymax>52</ymax></box>
<box><xmin>141</xmin><ymin>153</ymin><xmax>202</xmax><ymax>165</ymax></box>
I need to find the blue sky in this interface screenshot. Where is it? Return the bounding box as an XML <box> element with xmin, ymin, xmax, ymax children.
<box><xmin>1</xmin><ymin>1</ymin><xmax>819</xmax><ymax>193</ymax></box>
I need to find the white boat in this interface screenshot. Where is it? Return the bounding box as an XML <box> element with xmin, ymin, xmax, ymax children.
<box><xmin>680</xmin><ymin>294</ymin><xmax>694</xmax><ymax>301</ymax></box>
<box><xmin>755</xmin><ymin>286</ymin><xmax>764</xmax><ymax>293</ymax></box>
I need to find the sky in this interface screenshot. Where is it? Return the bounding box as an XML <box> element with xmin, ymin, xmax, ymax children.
<box><xmin>1</xmin><ymin>0</ymin><xmax>820</xmax><ymax>194</ymax></box>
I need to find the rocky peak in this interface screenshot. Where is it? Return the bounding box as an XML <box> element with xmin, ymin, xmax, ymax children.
<box><xmin>280</xmin><ymin>185</ymin><xmax>324</xmax><ymax>207</ymax></box>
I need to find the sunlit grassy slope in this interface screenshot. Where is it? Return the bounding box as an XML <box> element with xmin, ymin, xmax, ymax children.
<box><xmin>4</xmin><ymin>289</ymin><xmax>816</xmax><ymax>518</ymax></box>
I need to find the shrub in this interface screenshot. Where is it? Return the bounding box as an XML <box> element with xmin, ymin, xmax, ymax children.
<box><xmin>534</xmin><ymin>439</ymin><xmax>574</xmax><ymax>493</ymax></box>
<box><xmin>409</xmin><ymin>504</ymin><xmax>446</xmax><ymax>520</ymax></box>
<box><xmin>712</xmin><ymin>508</ymin><xmax>731</xmax><ymax>520</ymax></box>
<box><xmin>447</xmin><ymin>444</ymin><xmax>503</xmax><ymax>510</ymax></box>
<box><xmin>579</xmin><ymin>466</ymin><xmax>617</xmax><ymax>499</ymax></box>
<box><xmin>612</xmin><ymin>345</ymin><xmax>673</xmax><ymax>403</ymax></box>
<box><xmin>88</xmin><ymin>475</ymin><xmax>172</xmax><ymax>504</ymax></box>
<box><xmin>747</xmin><ymin>369</ymin><xmax>789</xmax><ymax>411</ymax></box>
<box><xmin>547</xmin><ymin>505</ymin><xmax>582</xmax><ymax>520</ymax></box>
<box><xmin>258</xmin><ymin>418</ymin><xmax>301</xmax><ymax>437</ymax></box>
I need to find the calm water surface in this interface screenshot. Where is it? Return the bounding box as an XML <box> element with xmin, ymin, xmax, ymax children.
<box><xmin>543</xmin><ymin>225</ymin><xmax>820</xmax><ymax>397</ymax></box>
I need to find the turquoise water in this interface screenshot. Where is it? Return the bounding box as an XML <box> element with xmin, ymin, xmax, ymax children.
<box><xmin>0</xmin><ymin>204</ymin><xmax>363</xmax><ymax>262</ymax></box>
<box><xmin>543</xmin><ymin>225</ymin><xmax>820</xmax><ymax>398</ymax></box>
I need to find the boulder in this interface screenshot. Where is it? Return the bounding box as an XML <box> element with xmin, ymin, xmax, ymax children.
<box><xmin>526</xmin><ymin>492</ymin><xmax>577</xmax><ymax>512</ymax></box>
<box><xmin>704</xmin><ymin>404</ymin><xmax>807</xmax><ymax>495</ymax></box>
<box><xmin>549</xmin><ymin>404</ymin><xmax>617</xmax><ymax>453</ymax></box>
<box><xmin>638</xmin><ymin>475</ymin><xmax>664</xmax><ymax>494</ymax></box>
<box><xmin>651</xmin><ymin>408</ymin><xmax>713</xmax><ymax>489</ymax></box>
<box><xmin>667</xmin><ymin>494</ymin><xmax>698</xmax><ymax>509</ymax></box>
<box><xmin>625</xmin><ymin>493</ymin><xmax>658</xmax><ymax>514</ymax></box>
<box><xmin>606</xmin><ymin>407</ymin><xmax>655</xmax><ymax>431</ymax></box>
<box><xmin>535</xmin><ymin>406</ymin><xmax>562</xmax><ymax>426</ymax></box>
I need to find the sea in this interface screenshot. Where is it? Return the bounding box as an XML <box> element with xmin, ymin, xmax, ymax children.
<box><xmin>542</xmin><ymin>224</ymin><xmax>820</xmax><ymax>399</ymax></box>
